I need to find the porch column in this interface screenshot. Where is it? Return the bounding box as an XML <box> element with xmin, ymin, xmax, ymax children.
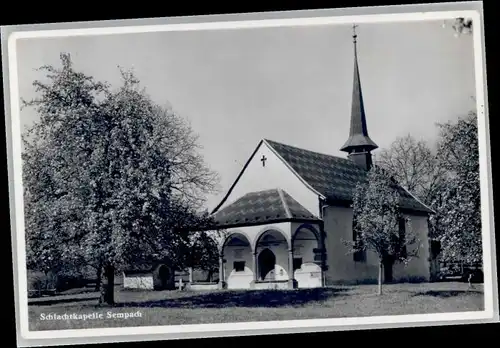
<box><xmin>287</xmin><ymin>248</ymin><xmax>297</xmax><ymax>289</ymax></box>
<box><xmin>218</xmin><ymin>253</ymin><xmax>226</xmax><ymax>289</ymax></box>
<box><xmin>188</xmin><ymin>267</ymin><xmax>193</xmax><ymax>284</ymax></box>
<box><xmin>250</xmin><ymin>250</ymin><xmax>257</xmax><ymax>288</ymax></box>
<box><xmin>321</xmin><ymin>247</ymin><xmax>327</xmax><ymax>287</ymax></box>
<box><xmin>320</xmin><ymin>224</ymin><xmax>327</xmax><ymax>287</ymax></box>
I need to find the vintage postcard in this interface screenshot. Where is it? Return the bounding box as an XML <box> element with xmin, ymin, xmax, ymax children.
<box><xmin>2</xmin><ymin>1</ymin><xmax>498</xmax><ymax>347</ymax></box>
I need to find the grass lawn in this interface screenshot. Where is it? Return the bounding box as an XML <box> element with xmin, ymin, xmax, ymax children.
<box><xmin>28</xmin><ymin>282</ymin><xmax>484</xmax><ymax>331</ymax></box>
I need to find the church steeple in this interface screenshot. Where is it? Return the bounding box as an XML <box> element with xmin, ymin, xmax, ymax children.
<box><xmin>340</xmin><ymin>24</ymin><xmax>378</xmax><ymax>170</ymax></box>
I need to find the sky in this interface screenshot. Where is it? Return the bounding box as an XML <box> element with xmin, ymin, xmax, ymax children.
<box><xmin>15</xmin><ymin>19</ymin><xmax>477</xmax><ymax>211</ymax></box>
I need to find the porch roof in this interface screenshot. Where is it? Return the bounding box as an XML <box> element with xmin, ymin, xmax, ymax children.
<box><xmin>212</xmin><ymin>188</ymin><xmax>320</xmax><ymax>229</ymax></box>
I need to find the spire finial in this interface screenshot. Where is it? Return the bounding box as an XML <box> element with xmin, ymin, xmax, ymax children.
<box><xmin>352</xmin><ymin>24</ymin><xmax>358</xmax><ymax>43</ymax></box>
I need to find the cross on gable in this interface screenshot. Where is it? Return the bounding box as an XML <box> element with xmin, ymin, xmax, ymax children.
<box><xmin>260</xmin><ymin>154</ymin><xmax>267</xmax><ymax>167</ymax></box>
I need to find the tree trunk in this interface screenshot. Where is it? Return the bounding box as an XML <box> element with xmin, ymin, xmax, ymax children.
<box><xmin>98</xmin><ymin>265</ymin><xmax>115</xmax><ymax>305</ymax></box>
<box><xmin>206</xmin><ymin>269</ymin><xmax>213</xmax><ymax>282</ymax></box>
<box><xmin>378</xmin><ymin>260</ymin><xmax>383</xmax><ymax>295</ymax></box>
<box><xmin>95</xmin><ymin>262</ymin><xmax>103</xmax><ymax>292</ymax></box>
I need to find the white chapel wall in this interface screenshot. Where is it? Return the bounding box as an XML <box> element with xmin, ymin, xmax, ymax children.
<box><xmin>323</xmin><ymin>205</ymin><xmax>379</xmax><ymax>284</ymax></box>
<box><xmin>392</xmin><ymin>214</ymin><xmax>431</xmax><ymax>282</ymax></box>
<box><xmin>322</xmin><ymin>206</ymin><xmax>431</xmax><ymax>285</ymax></box>
<box><xmin>217</xmin><ymin>142</ymin><xmax>320</xmax><ymax>217</ymax></box>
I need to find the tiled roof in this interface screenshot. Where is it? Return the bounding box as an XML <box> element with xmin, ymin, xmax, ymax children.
<box><xmin>265</xmin><ymin>139</ymin><xmax>432</xmax><ymax>214</ymax></box>
<box><xmin>213</xmin><ymin>188</ymin><xmax>320</xmax><ymax>228</ymax></box>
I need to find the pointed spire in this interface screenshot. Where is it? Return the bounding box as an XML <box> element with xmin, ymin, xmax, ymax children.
<box><xmin>340</xmin><ymin>24</ymin><xmax>378</xmax><ymax>155</ymax></box>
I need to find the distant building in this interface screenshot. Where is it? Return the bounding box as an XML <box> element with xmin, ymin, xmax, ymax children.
<box><xmin>122</xmin><ymin>263</ymin><xmax>175</xmax><ymax>290</ymax></box>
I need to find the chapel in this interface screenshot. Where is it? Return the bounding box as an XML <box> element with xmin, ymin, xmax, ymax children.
<box><xmin>208</xmin><ymin>26</ymin><xmax>436</xmax><ymax>290</ymax></box>
<box><xmin>121</xmin><ymin>26</ymin><xmax>437</xmax><ymax>291</ymax></box>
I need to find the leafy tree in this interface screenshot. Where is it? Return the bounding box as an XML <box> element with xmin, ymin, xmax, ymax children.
<box><xmin>22</xmin><ymin>53</ymin><xmax>220</xmax><ymax>305</ymax></box>
<box><xmin>22</xmin><ymin>54</ymin><xmax>109</xmax><ymax>282</ymax></box>
<box><xmin>375</xmin><ymin>110</ymin><xmax>482</xmax><ymax>271</ymax></box>
<box><xmin>452</xmin><ymin>18</ymin><xmax>473</xmax><ymax>36</ymax></box>
<box><xmin>442</xmin><ymin>17</ymin><xmax>473</xmax><ymax>37</ymax></box>
<box><xmin>346</xmin><ymin>165</ymin><xmax>420</xmax><ymax>295</ymax></box>
<box><xmin>431</xmin><ymin>112</ymin><xmax>481</xmax><ymax>265</ymax></box>
<box><xmin>184</xmin><ymin>228</ymin><xmax>221</xmax><ymax>282</ymax></box>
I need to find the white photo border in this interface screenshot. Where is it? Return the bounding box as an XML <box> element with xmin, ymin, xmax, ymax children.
<box><xmin>2</xmin><ymin>2</ymin><xmax>498</xmax><ymax>347</ymax></box>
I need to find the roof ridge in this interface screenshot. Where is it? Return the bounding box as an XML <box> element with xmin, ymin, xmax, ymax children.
<box><xmin>281</xmin><ymin>190</ymin><xmax>320</xmax><ymax>219</ymax></box>
<box><xmin>277</xmin><ymin>188</ymin><xmax>292</xmax><ymax>219</ymax></box>
<box><xmin>212</xmin><ymin>187</ymin><xmax>321</xmax><ymax>229</ymax></box>
<box><xmin>263</xmin><ymin>139</ymin><xmax>430</xmax><ymax>214</ymax></box>
<box><xmin>242</xmin><ymin>188</ymin><xmax>278</xmax><ymax>196</ymax></box>
<box><xmin>264</xmin><ymin>138</ymin><xmax>352</xmax><ymax>163</ymax></box>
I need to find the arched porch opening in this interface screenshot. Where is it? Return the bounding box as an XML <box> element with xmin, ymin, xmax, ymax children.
<box><xmin>152</xmin><ymin>263</ymin><xmax>174</xmax><ymax>290</ymax></box>
<box><xmin>258</xmin><ymin>248</ymin><xmax>276</xmax><ymax>281</ymax></box>
<box><xmin>292</xmin><ymin>224</ymin><xmax>323</xmax><ymax>288</ymax></box>
<box><xmin>254</xmin><ymin>229</ymin><xmax>290</xmax><ymax>286</ymax></box>
<box><xmin>221</xmin><ymin>232</ymin><xmax>254</xmax><ymax>289</ymax></box>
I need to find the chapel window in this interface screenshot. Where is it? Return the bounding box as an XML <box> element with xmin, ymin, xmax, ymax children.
<box><xmin>233</xmin><ymin>261</ymin><xmax>245</xmax><ymax>272</ymax></box>
<box><xmin>293</xmin><ymin>258</ymin><xmax>303</xmax><ymax>270</ymax></box>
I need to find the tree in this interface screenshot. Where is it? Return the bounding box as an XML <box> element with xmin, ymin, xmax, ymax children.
<box><xmin>431</xmin><ymin>112</ymin><xmax>481</xmax><ymax>265</ymax></box>
<box><xmin>375</xmin><ymin>134</ymin><xmax>447</xmax><ymax>253</ymax></box>
<box><xmin>376</xmin><ymin>134</ymin><xmax>447</xmax><ymax>207</ymax></box>
<box><xmin>346</xmin><ymin>165</ymin><xmax>420</xmax><ymax>295</ymax></box>
<box><xmin>184</xmin><ymin>228</ymin><xmax>223</xmax><ymax>282</ymax></box>
<box><xmin>22</xmin><ymin>53</ymin><xmax>220</xmax><ymax>305</ymax></box>
<box><xmin>22</xmin><ymin>54</ymin><xmax>110</xmax><ymax>284</ymax></box>
<box><xmin>442</xmin><ymin>17</ymin><xmax>473</xmax><ymax>37</ymax></box>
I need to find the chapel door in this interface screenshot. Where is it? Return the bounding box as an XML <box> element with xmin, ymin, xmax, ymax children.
<box><xmin>258</xmin><ymin>248</ymin><xmax>276</xmax><ymax>280</ymax></box>
<box><xmin>158</xmin><ymin>265</ymin><xmax>170</xmax><ymax>289</ymax></box>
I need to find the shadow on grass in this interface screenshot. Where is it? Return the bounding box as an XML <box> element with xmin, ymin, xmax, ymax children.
<box><xmin>115</xmin><ymin>287</ymin><xmax>349</xmax><ymax>309</ymax></box>
<box><xmin>413</xmin><ymin>290</ymin><xmax>483</xmax><ymax>298</ymax></box>
<box><xmin>29</xmin><ymin>296</ymin><xmax>99</xmax><ymax>306</ymax></box>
